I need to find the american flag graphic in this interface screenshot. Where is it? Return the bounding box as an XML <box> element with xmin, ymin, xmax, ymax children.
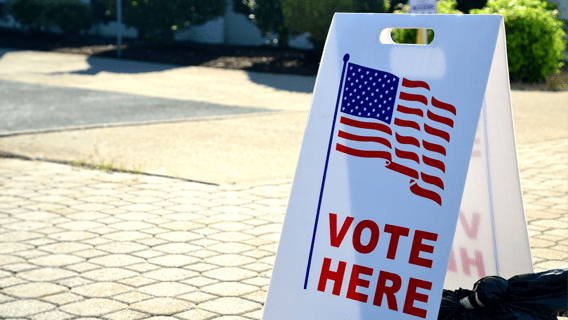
<box><xmin>335</xmin><ymin>62</ymin><xmax>456</xmax><ymax>205</ymax></box>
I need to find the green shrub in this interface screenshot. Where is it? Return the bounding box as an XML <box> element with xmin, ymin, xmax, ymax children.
<box><xmin>108</xmin><ymin>0</ymin><xmax>227</xmax><ymax>44</ymax></box>
<box><xmin>8</xmin><ymin>0</ymin><xmax>46</xmax><ymax>32</ymax></box>
<box><xmin>471</xmin><ymin>0</ymin><xmax>566</xmax><ymax>82</ymax></box>
<box><xmin>392</xmin><ymin>0</ymin><xmax>462</xmax><ymax>44</ymax></box>
<box><xmin>280</xmin><ymin>0</ymin><xmax>388</xmax><ymax>54</ymax></box>
<box><xmin>8</xmin><ymin>0</ymin><xmax>93</xmax><ymax>37</ymax></box>
<box><xmin>46</xmin><ymin>1</ymin><xmax>93</xmax><ymax>37</ymax></box>
<box><xmin>233</xmin><ymin>0</ymin><xmax>290</xmax><ymax>47</ymax></box>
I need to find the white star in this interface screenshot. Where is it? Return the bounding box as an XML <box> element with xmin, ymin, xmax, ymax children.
<box><xmin>387</xmin><ymin>107</ymin><xmax>390</xmax><ymax>110</ymax></box>
<box><xmin>384</xmin><ymin>100</ymin><xmax>386</xmax><ymax>104</ymax></box>
<box><xmin>382</xmin><ymin>84</ymin><xmax>385</xmax><ymax>87</ymax></box>
<box><xmin>350</xmin><ymin>67</ymin><xmax>353</xmax><ymax>70</ymax></box>
<box><xmin>356</xmin><ymin>106</ymin><xmax>358</xmax><ymax>109</ymax></box>
<box><xmin>356</xmin><ymin>79</ymin><xmax>359</xmax><ymax>83</ymax></box>
<box><xmin>375</xmin><ymin>73</ymin><xmax>378</xmax><ymax>76</ymax></box>
<box><xmin>369</xmin><ymin>103</ymin><xmax>372</xmax><ymax>106</ymax></box>
<box><xmin>366</xmin><ymin>97</ymin><xmax>368</xmax><ymax>100</ymax></box>
<box><xmin>380</xmin><ymin>95</ymin><xmax>383</xmax><ymax>98</ymax></box>
<box><xmin>379</xmin><ymin>79</ymin><xmax>382</xmax><ymax>82</ymax></box>
<box><xmin>391</xmin><ymin>87</ymin><xmax>394</xmax><ymax>90</ymax></box>
<box><xmin>342</xmin><ymin>107</ymin><xmax>345</xmax><ymax>110</ymax></box>
<box><xmin>386</xmin><ymin>90</ymin><xmax>389</xmax><ymax>94</ymax></box>
<box><xmin>372</xmin><ymin>109</ymin><xmax>375</xmax><ymax>112</ymax></box>
<box><xmin>386</xmin><ymin>116</ymin><xmax>389</xmax><ymax>120</ymax></box>
<box><xmin>366</xmin><ymin>71</ymin><xmax>369</xmax><ymax>74</ymax></box>
<box><xmin>389</xmin><ymin>97</ymin><xmax>392</xmax><ymax>101</ymax></box>
<box><xmin>358</xmin><ymin>112</ymin><xmax>361</xmax><ymax>115</ymax></box>
<box><xmin>384</xmin><ymin>75</ymin><xmax>387</xmax><ymax>78</ymax></box>
<box><xmin>382</xmin><ymin>110</ymin><xmax>385</xmax><ymax>113</ymax></box>
<box><xmin>364</xmin><ymin>81</ymin><xmax>367</xmax><ymax>85</ymax></box>
<box><xmin>367</xmin><ymin>112</ymin><xmax>370</xmax><ymax>116</ymax></box>
<box><xmin>347</xmin><ymin>103</ymin><xmax>350</xmax><ymax>106</ymax></box>
<box><xmin>371</xmin><ymin>93</ymin><xmax>374</xmax><ymax>96</ymax></box>
<box><xmin>375</xmin><ymin>99</ymin><xmax>378</xmax><ymax>102</ymax></box>
<box><xmin>354</xmin><ymin>89</ymin><xmax>357</xmax><ymax>92</ymax></box>
<box><xmin>358</xmin><ymin>68</ymin><xmax>361</xmax><ymax>72</ymax></box>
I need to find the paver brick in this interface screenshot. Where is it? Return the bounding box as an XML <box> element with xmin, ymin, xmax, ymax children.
<box><xmin>0</xmin><ymin>299</ymin><xmax>55</xmax><ymax>317</ymax></box>
<box><xmin>198</xmin><ymin>297</ymin><xmax>261</xmax><ymax>315</ymax></box>
<box><xmin>60</xmin><ymin>298</ymin><xmax>127</xmax><ymax>316</ymax></box>
<box><xmin>130</xmin><ymin>297</ymin><xmax>194</xmax><ymax>315</ymax></box>
<box><xmin>1</xmin><ymin>282</ymin><xmax>68</xmax><ymax>298</ymax></box>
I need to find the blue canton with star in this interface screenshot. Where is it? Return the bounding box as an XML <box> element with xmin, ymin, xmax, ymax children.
<box><xmin>341</xmin><ymin>63</ymin><xmax>400</xmax><ymax>125</ymax></box>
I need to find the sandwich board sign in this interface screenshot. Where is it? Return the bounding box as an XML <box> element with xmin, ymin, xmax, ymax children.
<box><xmin>263</xmin><ymin>14</ymin><xmax>532</xmax><ymax>320</ymax></box>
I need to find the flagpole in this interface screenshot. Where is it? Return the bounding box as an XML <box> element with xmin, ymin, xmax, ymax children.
<box><xmin>303</xmin><ymin>53</ymin><xmax>350</xmax><ymax>290</ymax></box>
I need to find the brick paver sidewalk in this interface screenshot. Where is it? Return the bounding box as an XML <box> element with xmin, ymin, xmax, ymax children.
<box><xmin>0</xmin><ymin>137</ymin><xmax>566</xmax><ymax>319</ymax></box>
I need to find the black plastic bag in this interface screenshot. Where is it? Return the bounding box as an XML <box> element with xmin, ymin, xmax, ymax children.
<box><xmin>438</xmin><ymin>269</ymin><xmax>568</xmax><ymax>320</ymax></box>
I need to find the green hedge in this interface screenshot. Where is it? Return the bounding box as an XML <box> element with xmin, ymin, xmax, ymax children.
<box><xmin>471</xmin><ymin>0</ymin><xmax>566</xmax><ymax>82</ymax></box>
<box><xmin>8</xmin><ymin>0</ymin><xmax>93</xmax><ymax>37</ymax></box>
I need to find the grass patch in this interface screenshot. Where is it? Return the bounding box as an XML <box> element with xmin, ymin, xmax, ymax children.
<box><xmin>71</xmin><ymin>158</ymin><xmax>141</xmax><ymax>174</ymax></box>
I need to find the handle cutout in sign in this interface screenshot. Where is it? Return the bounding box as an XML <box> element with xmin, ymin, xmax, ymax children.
<box><xmin>380</xmin><ymin>28</ymin><xmax>435</xmax><ymax>45</ymax></box>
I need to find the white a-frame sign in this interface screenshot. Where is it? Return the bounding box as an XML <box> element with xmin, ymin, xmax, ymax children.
<box><xmin>263</xmin><ymin>14</ymin><xmax>532</xmax><ymax>320</ymax></box>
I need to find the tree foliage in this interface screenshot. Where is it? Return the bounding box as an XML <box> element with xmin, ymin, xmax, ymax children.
<box><xmin>233</xmin><ymin>0</ymin><xmax>290</xmax><ymax>47</ymax></box>
<box><xmin>8</xmin><ymin>0</ymin><xmax>93</xmax><ymax>37</ymax></box>
<box><xmin>104</xmin><ymin>0</ymin><xmax>227</xmax><ymax>44</ymax></box>
<box><xmin>280</xmin><ymin>0</ymin><xmax>388</xmax><ymax>54</ymax></box>
<box><xmin>471</xmin><ymin>0</ymin><xmax>566</xmax><ymax>82</ymax></box>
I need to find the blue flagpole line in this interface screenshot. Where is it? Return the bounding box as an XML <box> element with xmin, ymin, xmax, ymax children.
<box><xmin>482</xmin><ymin>100</ymin><xmax>500</xmax><ymax>275</ymax></box>
<box><xmin>303</xmin><ymin>53</ymin><xmax>350</xmax><ymax>290</ymax></box>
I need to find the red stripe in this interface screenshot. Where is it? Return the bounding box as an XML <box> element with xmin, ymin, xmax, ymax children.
<box><xmin>399</xmin><ymin>92</ymin><xmax>428</xmax><ymax>105</ymax></box>
<box><xmin>338</xmin><ymin>130</ymin><xmax>392</xmax><ymax>149</ymax></box>
<box><xmin>427</xmin><ymin>110</ymin><xmax>454</xmax><ymax>128</ymax></box>
<box><xmin>425</xmin><ymin>124</ymin><xmax>450</xmax><ymax>142</ymax></box>
<box><xmin>431</xmin><ymin>97</ymin><xmax>456</xmax><ymax>115</ymax></box>
<box><xmin>423</xmin><ymin>155</ymin><xmax>445</xmax><ymax>173</ymax></box>
<box><xmin>340</xmin><ymin>116</ymin><xmax>392</xmax><ymax>135</ymax></box>
<box><xmin>410</xmin><ymin>183</ymin><xmax>442</xmax><ymax>206</ymax></box>
<box><xmin>336</xmin><ymin>144</ymin><xmax>392</xmax><ymax>160</ymax></box>
<box><xmin>395</xmin><ymin>148</ymin><xmax>419</xmax><ymax>164</ymax></box>
<box><xmin>421</xmin><ymin>172</ymin><xmax>444</xmax><ymax>190</ymax></box>
<box><xmin>394</xmin><ymin>118</ymin><xmax>420</xmax><ymax>131</ymax></box>
<box><xmin>386</xmin><ymin>162</ymin><xmax>419</xmax><ymax>179</ymax></box>
<box><xmin>423</xmin><ymin>140</ymin><xmax>446</xmax><ymax>156</ymax></box>
<box><xmin>395</xmin><ymin>133</ymin><xmax>420</xmax><ymax>148</ymax></box>
<box><xmin>397</xmin><ymin>105</ymin><xmax>423</xmax><ymax>117</ymax></box>
<box><xmin>402</xmin><ymin>78</ymin><xmax>430</xmax><ymax>90</ymax></box>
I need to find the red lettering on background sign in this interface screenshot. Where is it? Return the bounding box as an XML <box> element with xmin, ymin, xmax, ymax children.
<box><xmin>459</xmin><ymin>211</ymin><xmax>480</xmax><ymax>239</ymax></box>
<box><xmin>446</xmin><ymin>247</ymin><xmax>486</xmax><ymax>278</ymax></box>
<box><xmin>460</xmin><ymin>247</ymin><xmax>486</xmax><ymax>277</ymax></box>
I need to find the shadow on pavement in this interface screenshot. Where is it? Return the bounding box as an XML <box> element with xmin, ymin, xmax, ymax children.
<box><xmin>69</xmin><ymin>56</ymin><xmax>179</xmax><ymax>75</ymax></box>
<box><xmin>246</xmin><ymin>71</ymin><xmax>316</xmax><ymax>93</ymax></box>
